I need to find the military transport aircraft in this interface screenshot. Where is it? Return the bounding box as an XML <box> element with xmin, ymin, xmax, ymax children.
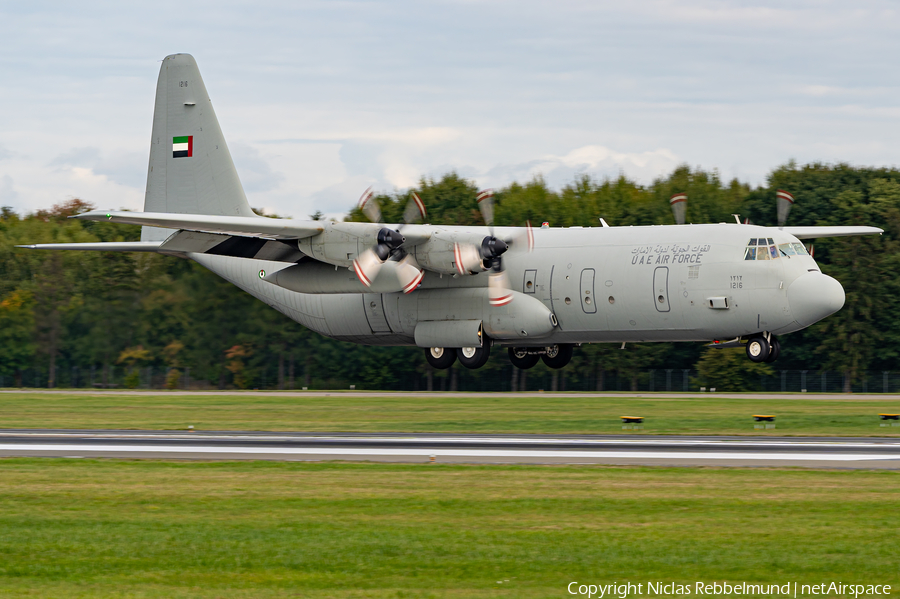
<box><xmin>21</xmin><ymin>54</ymin><xmax>883</xmax><ymax>371</ymax></box>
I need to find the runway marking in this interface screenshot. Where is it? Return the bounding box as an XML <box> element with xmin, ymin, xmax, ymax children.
<box><xmin>0</xmin><ymin>433</ymin><xmax>898</xmax><ymax>450</ymax></box>
<box><xmin>0</xmin><ymin>444</ymin><xmax>897</xmax><ymax>462</ymax></box>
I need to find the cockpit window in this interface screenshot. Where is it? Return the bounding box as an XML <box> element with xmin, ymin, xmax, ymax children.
<box><xmin>778</xmin><ymin>243</ymin><xmax>796</xmax><ymax>256</ymax></box>
<box><xmin>744</xmin><ymin>238</ymin><xmax>778</xmax><ymax>260</ymax></box>
<box><xmin>792</xmin><ymin>243</ymin><xmax>808</xmax><ymax>255</ymax></box>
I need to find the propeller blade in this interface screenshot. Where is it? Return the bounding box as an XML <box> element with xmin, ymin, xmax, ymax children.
<box><xmin>488</xmin><ymin>270</ymin><xmax>513</xmax><ymax>306</ymax></box>
<box><xmin>477</xmin><ymin>189</ymin><xmax>494</xmax><ymax>228</ymax></box>
<box><xmin>670</xmin><ymin>193</ymin><xmax>687</xmax><ymax>225</ymax></box>
<box><xmin>352</xmin><ymin>247</ymin><xmax>383</xmax><ymax>287</ymax></box>
<box><xmin>453</xmin><ymin>242</ymin><xmax>484</xmax><ymax>275</ymax></box>
<box><xmin>776</xmin><ymin>189</ymin><xmax>794</xmax><ymax>227</ymax></box>
<box><xmin>403</xmin><ymin>192</ymin><xmax>427</xmax><ymax>224</ymax></box>
<box><xmin>358</xmin><ymin>187</ymin><xmax>381</xmax><ymax>223</ymax></box>
<box><xmin>396</xmin><ymin>256</ymin><xmax>425</xmax><ymax>294</ymax></box>
<box><xmin>505</xmin><ymin>221</ymin><xmax>534</xmax><ymax>253</ymax></box>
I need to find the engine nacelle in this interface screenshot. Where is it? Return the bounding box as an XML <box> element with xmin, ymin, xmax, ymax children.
<box><xmin>411</xmin><ymin>230</ymin><xmax>488</xmax><ymax>275</ymax></box>
<box><xmin>264</xmin><ymin>257</ymin><xmax>423</xmax><ymax>294</ymax></box>
<box><xmin>297</xmin><ymin>222</ymin><xmax>383</xmax><ymax>268</ymax></box>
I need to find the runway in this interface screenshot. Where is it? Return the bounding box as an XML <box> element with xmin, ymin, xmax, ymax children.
<box><xmin>2</xmin><ymin>429</ymin><xmax>900</xmax><ymax>468</ymax></box>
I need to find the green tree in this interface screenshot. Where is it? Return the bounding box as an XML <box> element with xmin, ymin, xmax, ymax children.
<box><xmin>695</xmin><ymin>348</ymin><xmax>773</xmax><ymax>392</ymax></box>
<box><xmin>0</xmin><ymin>289</ymin><xmax>35</xmax><ymax>386</ymax></box>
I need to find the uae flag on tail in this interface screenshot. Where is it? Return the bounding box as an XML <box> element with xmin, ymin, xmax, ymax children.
<box><xmin>172</xmin><ymin>135</ymin><xmax>193</xmax><ymax>158</ymax></box>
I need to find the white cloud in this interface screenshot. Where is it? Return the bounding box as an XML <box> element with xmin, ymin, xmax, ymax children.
<box><xmin>0</xmin><ymin>175</ymin><xmax>17</xmax><ymax>203</ymax></box>
<box><xmin>229</xmin><ymin>142</ymin><xmax>285</xmax><ymax>194</ymax></box>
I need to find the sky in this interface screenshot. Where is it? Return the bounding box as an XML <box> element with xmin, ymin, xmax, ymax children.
<box><xmin>1</xmin><ymin>0</ymin><xmax>899</xmax><ymax>220</ymax></box>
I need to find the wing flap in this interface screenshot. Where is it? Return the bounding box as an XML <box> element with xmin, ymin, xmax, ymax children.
<box><xmin>158</xmin><ymin>230</ymin><xmax>306</xmax><ymax>262</ymax></box>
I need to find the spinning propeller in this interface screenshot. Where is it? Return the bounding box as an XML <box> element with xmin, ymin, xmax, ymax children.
<box><xmin>776</xmin><ymin>189</ymin><xmax>794</xmax><ymax>227</ymax></box>
<box><xmin>670</xmin><ymin>192</ymin><xmax>687</xmax><ymax>225</ymax></box>
<box><xmin>454</xmin><ymin>189</ymin><xmax>534</xmax><ymax>307</ymax></box>
<box><xmin>352</xmin><ymin>187</ymin><xmax>426</xmax><ymax>293</ymax></box>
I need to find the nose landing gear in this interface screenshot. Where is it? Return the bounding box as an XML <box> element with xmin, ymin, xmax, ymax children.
<box><xmin>765</xmin><ymin>337</ymin><xmax>781</xmax><ymax>363</ymax></box>
<box><xmin>746</xmin><ymin>334</ymin><xmax>780</xmax><ymax>363</ymax></box>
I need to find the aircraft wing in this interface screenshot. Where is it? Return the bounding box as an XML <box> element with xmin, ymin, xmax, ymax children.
<box><xmin>17</xmin><ymin>242</ymin><xmax>164</xmax><ymax>251</ymax></box>
<box><xmin>781</xmin><ymin>226</ymin><xmax>884</xmax><ymax>239</ymax></box>
<box><xmin>72</xmin><ymin>210</ymin><xmax>325</xmax><ymax>240</ymax></box>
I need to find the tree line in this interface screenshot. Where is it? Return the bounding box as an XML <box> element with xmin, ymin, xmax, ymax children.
<box><xmin>1</xmin><ymin>162</ymin><xmax>898</xmax><ymax>391</ymax></box>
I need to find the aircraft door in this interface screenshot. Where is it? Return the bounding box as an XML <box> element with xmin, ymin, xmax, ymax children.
<box><xmin>653</xmin><ymin>267</ymin><xmax>670</xmax><ymax>312</ymax></box>
<box><xmin>550</xmin><ymin>263</ymin><xmax>608</xmax><ymax>333</ymax></box>
<box><xmin>580</xmin><ymin>269</ymin><xmax>596</xmax><ymax>313</ymax></box>
<box><xmin>363</xmin><ymin>293</ymin><xmax>392</xmax><ymax>333</ymax></box>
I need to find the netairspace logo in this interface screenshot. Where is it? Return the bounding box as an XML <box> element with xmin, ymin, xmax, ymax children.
<box><xmin>567</xmin><ymin>581</ymin><xmax>892</xmax><ymax>598</ymax></box>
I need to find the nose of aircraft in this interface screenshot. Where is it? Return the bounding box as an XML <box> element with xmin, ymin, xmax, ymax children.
<box><xmin>787</xmin><ymin>272</ymin><xmax>845</xmax><ymax>328</ymax></box>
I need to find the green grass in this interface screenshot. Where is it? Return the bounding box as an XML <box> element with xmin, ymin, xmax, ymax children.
<box><xmin>0</xmin><ymin>459</ymin><xmax>897</xmax><ymax>597</ymax></box>
<box><xmin>0</xmin><ymin>392</ymin><xmax>899</xmax><ymax>436</ymax></box>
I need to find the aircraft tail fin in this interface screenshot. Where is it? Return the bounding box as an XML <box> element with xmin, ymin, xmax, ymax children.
<box><xmin>141</xmin><ymin>54</ymin><xmax>255</xmax><ymax>242</ymax></box>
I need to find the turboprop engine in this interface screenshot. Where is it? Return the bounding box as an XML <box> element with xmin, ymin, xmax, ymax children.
<box><xmin>410</xmin><ymin>230</ymin><xmax>490</xmax><ymax>275</ymax></box>
<box><xmin>264</xmin><ymin>258</ymin><xmax>424</xmax><ymax>294</ymax></box>
<box><xmin>296</xmin><ymin>221</ymin><xmax>386</xmax><ymax>268</ymax></box>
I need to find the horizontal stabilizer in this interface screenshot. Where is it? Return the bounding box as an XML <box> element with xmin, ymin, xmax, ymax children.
<box><xmin>17</xmin><ymin>241</ymin><xmax>163</xmax><ymax>252</ymax></box>
<box><xmin>781</xmin><ymin>226</ymin><xmax>883</xmax><ymax>239</ymax></box>
<box><xmin>73</xmin><ymin>210</ymin><xmax>324</xmax><ymax>240</ymax></box>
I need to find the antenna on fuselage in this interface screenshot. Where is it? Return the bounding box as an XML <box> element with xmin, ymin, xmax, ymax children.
<box><xmin>670</xmin><ymin>193</ymin><xmax>687</xmax><ymax>224</ymax></box>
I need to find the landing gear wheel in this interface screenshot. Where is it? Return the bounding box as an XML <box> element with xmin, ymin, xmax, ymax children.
<box><xmin>746</xmin><ymin>337</ymin><xmax>770</xmax><ymax>363</ymax></box>
<box><xmin>425</xmin><ymin>347</ymin><xmax>457</xmax><ymax>370</ymax></box>
<box><xmin>542</xmin><ymin>344</ymin><xmax>574</xmax><ymax>369</ymax></box>
<box><xmin>458</xmin><ymin>343</ymin><xmax>491</xmax><ymax>369</ymax></box>
<box><xmin>764</xmin><ymin>337</ymin><xmax>781</xmax><ymax>363</ymax></box>
<box><xmin>508</xmin><ymin>347</ymin><xmax>539</xmax><ymax>369</ymax></box>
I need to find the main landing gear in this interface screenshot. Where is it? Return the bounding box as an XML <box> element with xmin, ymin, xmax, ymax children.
<box><xmin>424</xmin><ymin>343</ymin><xmax>491</xmax><ymax>370</ymax></box>
<box><xmin>746</xmin><ymin>333</ymin><xmax>780</xmax><ymax>363</ymax></box>
<box><xmin>508</xmin><ymin>344</ymin><xmax>574</xmax><ymax>370</ymax></box>
<box><xmin>425</xmin><ymin>343</ymin><xmax>576</xmax><ymax>370</ymax></box>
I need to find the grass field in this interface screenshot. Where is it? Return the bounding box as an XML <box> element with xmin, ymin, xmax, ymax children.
<box><xmin>0</xmin><ymin>459</ymin><xmax>897</xmax><ymax>598</ymax></box>
<box><xmin>0</xmin><ymin>392</ymin><xmax>899</xmax><ymax>436</ymax></box>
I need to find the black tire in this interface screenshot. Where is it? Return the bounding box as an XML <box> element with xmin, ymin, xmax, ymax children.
<box><xmin>765</xmin><ymin>337</ymin><xmax>781</xmax><ymax>363</ymax></box>
<box><xmin>458</xmin><ymin>344</ymin><xmax>491</xmax><ymax>369</ymax></box>
<box><xmin>542</xmin><ymin>344</ymin><xmax>574</xmax><ymax>369</ymax></box>
<box><xmin>425</xmin><ymin>347</ymin><xmax>457</xmax><ymax>370</ymax></box>
<box><xmin>746</xmin><ymin>337</ymin><xmax>770</xmax><ymax>363</ymax></box>
<box><xmin>508</xmin><ymin>347</ymin><xmax>540</xmax><ymax>369</ymax></box>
